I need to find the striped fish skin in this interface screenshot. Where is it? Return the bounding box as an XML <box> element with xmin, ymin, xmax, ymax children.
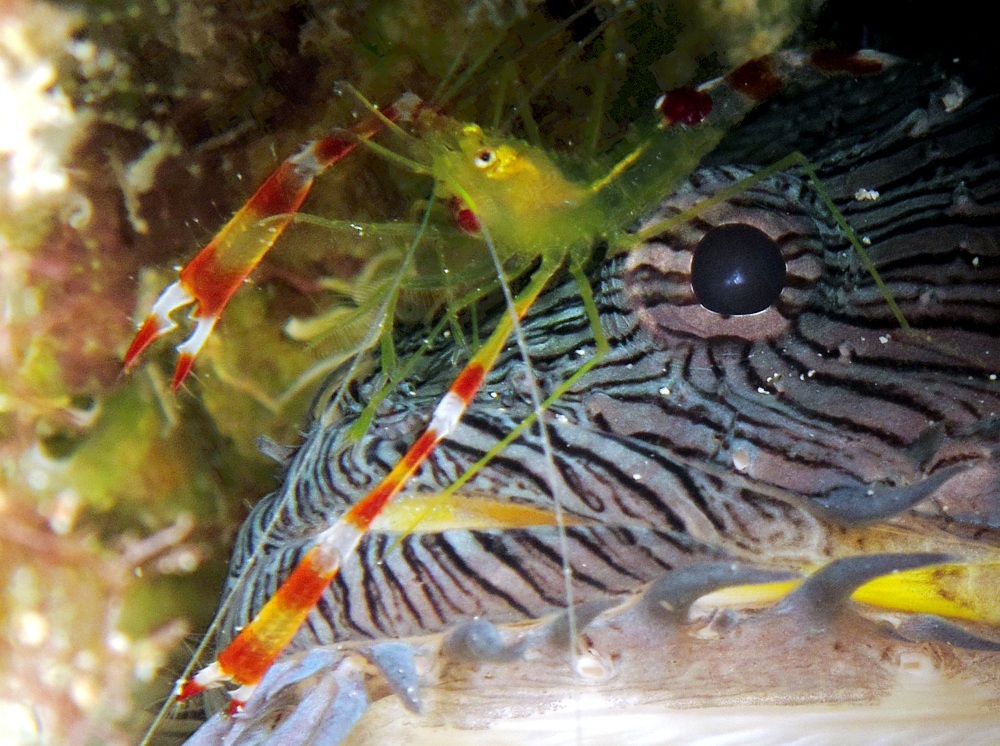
<box><xmin>205</xmin><ymin>62</ymin><xmax>1000</xmax><ymax>742</ymax></box>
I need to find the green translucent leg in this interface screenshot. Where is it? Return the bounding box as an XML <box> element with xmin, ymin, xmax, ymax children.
<box><xmin>288</xmin><ymin>182</ymin><xmax>440</xmax><ymax>424</ymax></box>
<box><xmin>788</xmin><ymin>152</ymin><xmax>915</xmax><ymax>336</ymax></box>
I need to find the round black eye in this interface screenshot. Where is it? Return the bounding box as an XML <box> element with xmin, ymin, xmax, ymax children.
<box><xmin>690</xmin><ymin>224</ymin><xmax>786</xmax><ymax>315</ymax></box>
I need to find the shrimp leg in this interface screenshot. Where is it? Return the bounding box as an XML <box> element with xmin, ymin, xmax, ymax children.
<box><xmin>177</xmin><ymin>252</ymin><xmax>565</xmax><ymax>708</ymax></box>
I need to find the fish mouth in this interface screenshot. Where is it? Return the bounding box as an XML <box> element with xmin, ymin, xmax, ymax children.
<box><xmin>220</xmin><ymin>556</ymin><xmax>1000</xmax><ymax>746</ymax></box>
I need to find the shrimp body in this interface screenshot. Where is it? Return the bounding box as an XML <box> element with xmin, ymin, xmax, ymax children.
<box><xmin>125</xmin><ymin>48</ymin><xmax>845</xmax><ymax>393</ymax></box>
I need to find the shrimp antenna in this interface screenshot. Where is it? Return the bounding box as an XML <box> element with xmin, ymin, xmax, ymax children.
<box><xmin>451</xmin><ymin>181</ymin><xmax>584</xmax><ymax>662</ymax></box>
<box><xmin>436</xmin><ymin>0</ymin><xmax>608</xmax><ymax>110</ymax></box>
<box><xmin>498</xmin><ymin>0</ymin><xmax>625</xmax><ymax>132</ymax></box>
<box><xmin>335</xmin><ymin>82</ymin><xmax>422</xmax><ymax>150</ymax></box>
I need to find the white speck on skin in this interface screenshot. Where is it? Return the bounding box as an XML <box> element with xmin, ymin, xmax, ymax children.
<box><xmin>941</xmin><ymin>80</ymin><xmax>970</xmax><ymax>112</ymax></box>
<box><xmin>854</xmin><ymin>188</ymin><xmax>880</xmax><ymax>202</ymax></box>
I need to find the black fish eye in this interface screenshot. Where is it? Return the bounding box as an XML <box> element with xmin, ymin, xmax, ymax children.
<box><xmin>690</xmin><ymin>224</ymin><xmax>786</xmax><ymax>315</ymax></box>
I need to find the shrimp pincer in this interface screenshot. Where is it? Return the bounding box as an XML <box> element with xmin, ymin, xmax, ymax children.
<box><xmin>123</xmin><ymin>95</ymin><xmax>423</xmax><ymax>390</ymax></box>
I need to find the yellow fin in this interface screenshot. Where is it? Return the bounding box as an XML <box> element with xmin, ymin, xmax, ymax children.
<box><xmin>852</xmin><ymin>562</ymin><xmax>1000</xmax><ymax>624</ymax></box>
<box><xmin>695</xmin><ymin>561</ymin><xmax>1000</xmax><ymax>625</ymax></box>
<box><xmin>372</xmin><ymin>493</ymin><xmax>584</xmax><ymax>533</ymax></box>
<box><xmin>697</xmin><ymin>580</ymin><xmax>799</xmax><ymax>608</ymax></box>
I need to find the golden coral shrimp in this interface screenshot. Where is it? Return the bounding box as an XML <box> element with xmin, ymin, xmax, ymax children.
<box><xmin>128</xmin><ymin>6</ymin><xmax>1000</xmax><ymax>745</ymax></box>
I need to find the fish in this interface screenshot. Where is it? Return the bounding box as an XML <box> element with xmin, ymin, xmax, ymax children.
<box><xmin>181</xmin><ymin>45</ymin><xmax>1000</xmax><ymax>746</ymax></box>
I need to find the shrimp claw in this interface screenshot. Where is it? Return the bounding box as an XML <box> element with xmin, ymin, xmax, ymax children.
<box><xmin>123</xmin><ymin>96</ymin><xmax>417</xmax><ymax>390</ymax></box>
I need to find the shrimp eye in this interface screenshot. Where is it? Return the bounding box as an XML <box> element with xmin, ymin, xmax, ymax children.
<box><xmin>473</xmin><ymin>149</ymin><xmax>496</xmax><ymax>168</ymax></box>
<box><xmin>690</xmin><ymin>224</ymin><xmax>786</xmax><ymax>315</ymax></box>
